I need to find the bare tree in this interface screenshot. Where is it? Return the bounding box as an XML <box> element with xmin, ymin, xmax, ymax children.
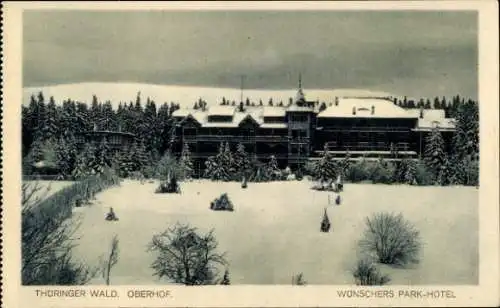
<box><xmin>359</xmin><ymin>212</ymin><xmax>421</xmax><ymax>266</ymax></box>
<box><xmin>148</xmin><ymin>223</ymin><xmax>227</xmax><ymax>285</ymax></box>
<box><xmin>22</xmin><ymin>181</ymin><xmax>97</xmax><ymax>285</ymax></box>
<box><xmin>100</xmin><ymin>235</ymin><xmax>119</xmax><ymax>285</ymax></box>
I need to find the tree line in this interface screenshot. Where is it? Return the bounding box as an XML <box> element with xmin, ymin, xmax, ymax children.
<box><xmin>22</xmin><ymin>91</ymin><xmax>181</xmax><ymax>160</ymax></box>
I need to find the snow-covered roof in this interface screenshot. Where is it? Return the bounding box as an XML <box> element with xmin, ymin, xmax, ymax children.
<box><xmin>407</xmin><ymin>109</ymin><xmax>456</xmax><ymax>130</ymax></box>
<box><xmin>207</xmin><ymin>105</ymin><xmax>236</xmax><ymax>116</ymax></box>
<box><xmin>172</xmin><ymin>108</ymin><xmax>191</xmax><ymax>118</ymax></box>
<box><xmin>260</xmin><ymin>123</ymin><xmax>288</xmax><ymax>129</ymax></box>
<box><xmin>262</xmin><ymin>106</ymin><xmax>286</xmax><ymax>117</ymax></box>
<box><xmin>287</xmin><ymin>105</ymin><xmax>314</xmax><ymax>112</ymax></box>
<box><xmin>317</xmin><ymin>97</ymin><xmax>416</xmax><ymax>119</ymax></box>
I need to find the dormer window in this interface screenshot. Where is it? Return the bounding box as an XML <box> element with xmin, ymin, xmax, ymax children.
<box><xmin>208</xmin><ymin>115</ymin><xmax>233</xmax><ymax>122</ymax></box>
<box><xmin>264</xmin><ymin>116</ymin><xmax>284</xmax><ymax>124</ymax></box>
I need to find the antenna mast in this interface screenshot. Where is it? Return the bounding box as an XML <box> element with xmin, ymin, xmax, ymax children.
<box><xmin>240</xmin><ymin>75</ymin><xmax>245</xmax><ymax>104</ymax></box>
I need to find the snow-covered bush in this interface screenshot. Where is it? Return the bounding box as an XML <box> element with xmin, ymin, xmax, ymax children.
<box><xmin>359</xmin><ymin>212</ymin><xmax>420</xmax><ymax>266</ymax></box>
<box><xmin>210</xmin><ymin>193</ymin><xmax>234</xmax><ymax>212</ymax></box>
<box><xmin>352</xmin><ymin>258</ymin><xmax>390</xmax><ymax>285</ymax></box>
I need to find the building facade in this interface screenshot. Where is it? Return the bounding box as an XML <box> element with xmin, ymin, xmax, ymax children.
<box><xmin>171</xmin><ymin>82</ymin><xmax>455</xmax><ymax>169</ymax></box>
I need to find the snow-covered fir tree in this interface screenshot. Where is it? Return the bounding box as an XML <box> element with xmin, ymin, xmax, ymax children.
<box><xmin>314</xmin><ymin>144</ymin><xmax>337</xmax><ymax>183</ymax></box>
<box><xmin>204</xmin><ymin>143</ymin><xmax>232</xmax><ymax>181</ymax></box>
<box><xmin>130</xmin><ymin>140</ymin><xmax>149</xmax><ymax>172</ymax></box>
<box><xmin>449</xmin><ymin>100</ymin><xmax>479</xmax><ymax>185</ymax></box>
<box><xmin>424</xmin><ymin>128</ymin><xmax>448</xmax><ymax>185</ymax></box>
<box><xmin>233</xmin><ymin>143</ymin><xmax>251</xmax><ymax>177</ymax></box>
<box><xmin>54</xmin><ymin>134</ymin><xmax>78</xmax><ymax>178</ymax></box>
<box><xmin>222</xmin><ymin>142</ymin><xmax>235</xmax><ymax>176</ymax></box>
<box><xmin>179</xmin><ymin>142</ymin><xmax>194</xmax><ymax>180</ymax></box>
<box><xmin>95</xmin><ymin>137</ymin><xmax>112</xmax><ymax>173</ymax></box>
<box><xmin>72</xmin><ymin>143</ymin><xmax>99</xmax><ymax>179</ymax></box>
<box><xmin>265</xmin><ymin>155</ymin><xmax>281</xmax><ymax>181</ymax></box>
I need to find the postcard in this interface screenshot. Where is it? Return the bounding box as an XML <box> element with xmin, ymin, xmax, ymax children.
<box><xmin>2</xmin><ymin>1</ymin><xmax>499</xmax><ymax>307</ymax></box>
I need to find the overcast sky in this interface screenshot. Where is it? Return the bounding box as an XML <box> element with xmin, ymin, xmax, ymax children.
<box><xmin>23</xmin><ymin>10</ymin><xmax>478</xmax><ymax>99</ymax></box>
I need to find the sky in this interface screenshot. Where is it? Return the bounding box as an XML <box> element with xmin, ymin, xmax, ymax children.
<box><xmin>23</xmin><ymin>10</ymin><xmax>478</xmax><ymax>99</ymax></box>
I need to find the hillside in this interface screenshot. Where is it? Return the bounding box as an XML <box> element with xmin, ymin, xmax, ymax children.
<box><xmin>23</xmin><ymin>82</ymin><xmax>398</xmax><ymax>109</ymax></box>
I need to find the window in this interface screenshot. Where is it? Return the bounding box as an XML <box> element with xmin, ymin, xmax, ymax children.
<box><xmin>183</xmin><ymin>128</ymin><xmax>197</xmax><ymax>136</ymax></box>
<box><xmin>208</xmin><ymin>115</ymin><xmax>232</xmax><ymax>122</ymax></box>
<box><xmin>290</xmin><ymin>114</ymin><xmax>308</xmax><ymax>122</ymax></box>
<box><xmin>110</xmin><ymin>135</ymin><xmax>121</xmax><ymax>145</ymax></box>
<box><xmin>264</xmin><ymin>116</ymin><xmax>284</xmax><ymax>123</ymax></box>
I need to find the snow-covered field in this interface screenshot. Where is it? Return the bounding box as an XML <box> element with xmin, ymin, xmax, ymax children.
<box><xmin>70</xmin><ymin>179</ymin><xmax>478</xmax><ymax>285</ymax></box>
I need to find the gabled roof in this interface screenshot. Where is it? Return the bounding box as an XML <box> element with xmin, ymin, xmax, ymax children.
<box><xmin>238</xmin><ymin>113</ymin><xmax>261</xmax><ymax>127</ymax></box>
<box><xmin>317</xmin><ymin>97</ymin><xmax>416</xmax><ymax>119</ymax></box>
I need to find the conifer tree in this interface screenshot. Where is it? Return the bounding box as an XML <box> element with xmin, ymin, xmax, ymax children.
<box><xmin>449</xmin><ymin>99</ymin><xmax>479</xmax><ymax>185</ymax></box>
<box><xmin>204</xmin><ymin>143</ymin><xmax>231</xmax><ymax>181</ymax></box>
<box><xmin>180</xmin><ymin>142</ymin><xmax>194</xmax><ymax>180</ymax></box>
<box><xmin>424</xmin><ymin>99</ymin><xmax>431</xmax><ymax>109</ymax></box>
<box><xmin>54</xmin><ymin>134</ymin><xmax>78</xmax><ymax>178</ymax></box>
<box><xmin>44</xmin><ymin>96</ymin><xmax>59</xmax><ymax>140</ymax></box>
<box><xmin>320</xmin><ymin>208</ymin><xmax>331</xmax><ymax>232</ymax></box>
<box><xmin>96</xmin><ymin>137</ymin><xmax>112</xmax><ymax>173</ymax></box>
<box><xmin>233</xmin><ymin>143</ymin><xmax>251</xmax><ymax>177</ymax></box>
<box><xmin>72</xmin><ymin>143</ymin><xmax>99</xmax><ymax>179</ymax></box>
<box><xmin>314</xmin><ymin>144</ymin><xmax>336</xmax><ymax>183</ymax></box>
<box><xmin>265</xmin><ymin>155</ymin><xmax>280</xmax><ymax>181</ymax></box>
<box><xmin>424</xmin><ymin>128</ymin><xmax>448</xmax><ymax>185</ymax></box>
<box><xmin>131</xmin><ymin>141</ymin><xmax>149</xmax><ymax>172</ymax></box>
<box><xmin>222</xmin><ymin>142</ymin><xmax>234</xmax><ymax>176</ymax></box>
<box><xmin>403</xmin><ymin>159</ymin><xmax>417</xmax><ymax>185</ymax></box>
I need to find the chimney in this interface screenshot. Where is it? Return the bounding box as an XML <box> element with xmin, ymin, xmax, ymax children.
<box><xmin>371</xmin><ymin>105</ymin><xmax>375</xmax><ymax>115</ymax></box>
<box><xmin>335</xmin><ymin>97</ymin><xmax>339</xmax><ymax>106</ymax></box>
<box><xmin>352</xmin><ymin>107</ymin><xmax>356</xmax><ymax>115</ymax></box>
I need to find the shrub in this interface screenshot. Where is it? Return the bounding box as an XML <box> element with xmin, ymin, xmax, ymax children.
<box><xmin>359</xmin><ymin>212</ymin><xmax>420</xmax><ymax>266</ymax></box>
<box><xmin>352</xmin><ymin>258</ymin><xmax>390</xmax><ymax>286</ymax></box>
<box><xmin>155</xmin><ymin>174</ymin><xmax>181</xmax><ymax>194</ymax></box>
<box><xmin>295</xmin><ymin>168</ymin><xmax>304</xmax><ymax>181</ymax></box>
<box><xmin>345</xmin><ymin>159</ymin><xmax>370</xmax><ymax>182</ymax></box>
<box><xmin>369</xmin><ymin>159</ymin><xmax>395</xmax><ymax>184</ymax></box>
<box><xmin>210</xmin><ymin>193</ymin><xmax>234</xmax><ymax>211</ymax></box>
<box><xmin>414</xmin><ymin>161</ymin><xmax>434</xmax><ymax>185</ymax></box>
<box><xmin>220</xmin><ymin>269</ymin><xmax>231</xmax><ymax>285</ymax></box>
<box><xmin>320</xmin><ymin>208</ymin><xmax>331</xmax><ymax>232</ymax></box>
<box><xmin>292</xmin><ymin>272</ymin><xmax>307</xmax><ymax>285</ymax></box>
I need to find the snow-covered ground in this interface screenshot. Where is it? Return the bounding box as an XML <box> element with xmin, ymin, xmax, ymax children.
<box><xmin>70</xmin><ymin>179</ymin><xmax>478</xmax><ymax>285</ymax></box>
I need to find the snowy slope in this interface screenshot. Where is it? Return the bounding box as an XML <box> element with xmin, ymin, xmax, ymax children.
<box><xmin>23</xmin><ymin>82</ymin><xmax>398</xmax><ymax>109</ymax></box>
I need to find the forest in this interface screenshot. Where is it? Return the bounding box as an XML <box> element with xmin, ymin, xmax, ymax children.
<box><xmin>21</xmin><ymin>91</ymin><xmax>479</xmax><ymax>186</ymax></box>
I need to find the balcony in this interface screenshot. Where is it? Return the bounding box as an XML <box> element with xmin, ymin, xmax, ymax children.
<box><xmin>191</xmin><ymin>152</ymin><xmax>290</xmax><ymax>159</ymax></box>
<box><xmin>183</xmin><ymin>135</ymin><xmax>290</xmax><ymax>143</ymax></box>
<box><xmin>322</xmin><ymin>141</ymin><xmax>412</xmax><ymax>152</ymax></box>
<box><xmin>319</xmin><ymin>126</ymin><xmax>412</xmax><ymax>133</ymax></box>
